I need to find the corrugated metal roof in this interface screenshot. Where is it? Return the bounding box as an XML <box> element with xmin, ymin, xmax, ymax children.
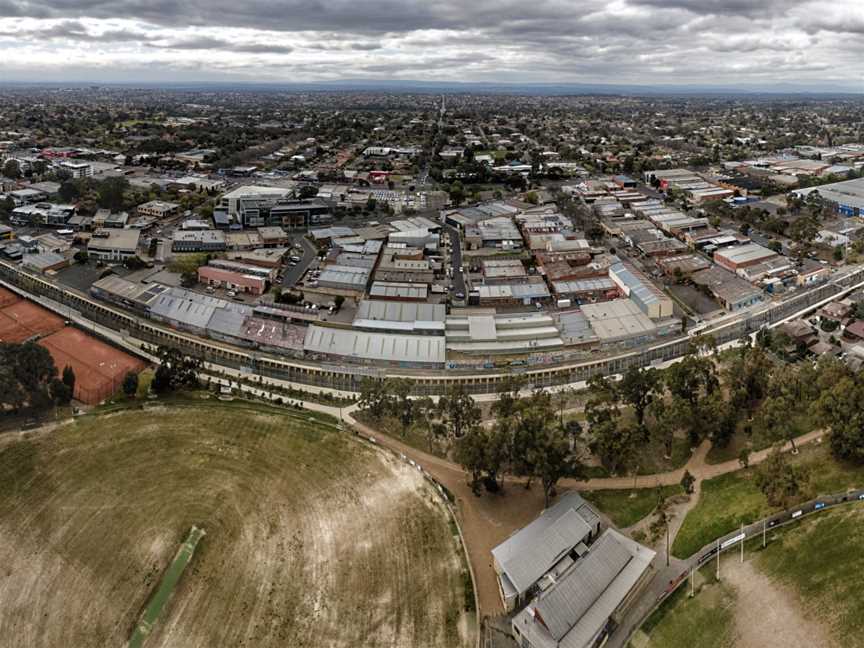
<box><xmin>355</xmin><ymin>299</ymin><xmax>445</xmax><ymax>323</ymax></box>
<box><xmin>513</xmin><ymin>529</ymin><xmax>655</xmax><ymax>648</ymax></box>
<box><xmin>491</xmin><ymin>492</ymin><xmax>599</xmax><ymax>597</ymax></box>
<box><xmin>303</xmin><ymin>325</ymin><xmax>445</xmax><ymax>364</ymax></box>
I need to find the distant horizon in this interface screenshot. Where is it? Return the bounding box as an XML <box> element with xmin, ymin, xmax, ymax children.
<box><xmin>1</xmin><ymin>78</ymin><xmax>863</xmax><ymax>97</ymax></box>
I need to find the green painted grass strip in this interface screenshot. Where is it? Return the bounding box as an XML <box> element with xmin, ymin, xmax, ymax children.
<box><xmin>128</xmin><ymin>526</ymin><xmax>205</xmax><ymax>648</ymax></box>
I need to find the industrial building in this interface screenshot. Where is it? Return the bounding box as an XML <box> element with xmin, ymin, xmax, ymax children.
<box><xmin>793</xmin><ymin>176</ymin><xmax>864</xmax><ymax>217</ymax></box>
<box><xmin>352</xmin><ymin>299</ymin><xmax>446</xmax><ymax>335</ymax></box>
<box><xmin>197</xmin><ymin>266</ymin><xmax>267</xmax><ymax>295</ymax></box>
<box><xmin>691</xmin><ymin>266</ymin><xmax>764</xmax><ymax>311</ymax></box>
<box><xmin>86</xmin><ymin>228</ymin><xmax>140</xmax><ymax>261</ymax></box>
<box><xmin>580</xmin><ymin>299</ymin><xmax>657</xmax><ymax>342</ymax></box>
<box><xmin>608</xmin><ymin>261</ymin><xmax>674</xmax><ymax>319</ymax></box>
<box><xmin>317</xmin><ymin>265</ymin><xmax>371</xmax><ymax>292</ymax></box>
<box><xmin>303</xmin><ymin>324</ymin><xmax>446</xmax><ymax>366</ymax></box>
<box><xmin>446</xmin><ymin>312</ymin><xmax>564</xmax><ymax>355</ymax></box>
<box><xmin>713</xmin><ymin>243</ymin><xmax>778</xmax><ymax>272</ymax></box>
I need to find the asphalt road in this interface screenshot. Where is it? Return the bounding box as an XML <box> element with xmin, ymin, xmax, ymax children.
<box><xmin>282</xmin><ymin>235</ymin><xmax>317</xmax><ymax>289</ymax></box>
<box><xmin>444</xmin><ymin>224</ymin><xmax>466</xmax><ymax>297</ymax></box>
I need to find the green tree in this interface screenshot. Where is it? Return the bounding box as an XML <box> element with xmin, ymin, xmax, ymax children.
<box><xmin>438</xmin><ymin>383</ymin><xmax>480</xmax><ymax>438</ymax></box>
<box><xmin>663</xmin><ymin>350</ymin><xmax>718</xmax><ymax>444</ymax></box>
<box><xmin>358</xmin><ymin>377</ymin><xmax>391</xmax><ymax>419</ymax></box>
<box><xmin>390</xmin><ymin>378</ymin><xmax>414</xmax><ymax>429</ymax></box>
<box><xmin>532</xmin><ymin>423</ymin><xmax>577</xmax><ymax>506</ymax></box>
<box><xmin>122</xmin><ymin>371</ymin><xmax>139</xmax><ymax>397</ymax></box>
<box><xmin>680</xmin><ymin>469</ymin><xmax>696</xmax><ymax>495</ymax></box>
<box><xmin>646</xmin><ymin>397</ymin><xmax>682</xmax><ymax>459</ymax></box>
<box><xmin>755</xmin><ymin>449</ymin><xmax>809</xmax><ymax>507</ymax></box>
<box><xmin>59</xmin><ymin>181</ymin><xmax>81</xmax><ymax>204</ymax></box>
<box><xmin>151</xmin><ymin>347</ymin><xmax>200</xmax><ymax>394</ymax></box>
<box><xmin>618</xmin><ymin>366</ymin><xmax>660</xmax><ymax>428</ymax></box>
<box><xmin>454</xmin><ymin>424</ymin><xmax>488</xmax><ymax>495</ymax></box>
<box><xmin>61</xmin><ymin>365</ymin><xmax>76</xmax><ymax>399</ymax></box>
<box><xmin>0</xmin><ymin>341</ymin><xmax>58</xmax><ymax>412</ymax></box>
<box><xmin>96</xmin><ymin>176</ymin><xmax>130</xmax><ymax>212</ymax></box>
<box><xmin>448</xmin><ymin>180</ymin><xmax>466</xmax><ymax>207</ymax></box>
<box><xmin>591</xmin><ymin>417</ymin><xmax>638</xmax><ymax>474</ymax></box>
<box><xmin>815</xmin><ymin>369</ymin><xmax>864</xmax><ymax>462</ymax></box>
<box><xmin>723</xmin><ymin>344</ymin><xmax>771</xmax><ymax>416</ymax></box>
<box><xmin>2</xmin><ymin>159</ymin><xmax>21</xmax><ymax>179</ymax></box>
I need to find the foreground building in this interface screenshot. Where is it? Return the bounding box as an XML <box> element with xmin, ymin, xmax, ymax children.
<box><xmin>492</xmin><ymin>492</ymin><xmax>601</xmax><ymax>611</ymax></box>
<box><xmin>511</xmin><ymin>529</ymin><xmax>655</xmax><ymax>648</ymax></box>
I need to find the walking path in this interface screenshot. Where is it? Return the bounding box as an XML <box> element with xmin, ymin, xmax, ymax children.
<box><xmin>200</xmin><ymin>373</ymin><xmax>828</xmax><ymax>631</ymax></box>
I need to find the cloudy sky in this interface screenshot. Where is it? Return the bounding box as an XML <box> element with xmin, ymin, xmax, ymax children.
<box><xmin>0</xmin><ymin>0</ymin><xmax>862</xmax><ymax>88</ymax></box>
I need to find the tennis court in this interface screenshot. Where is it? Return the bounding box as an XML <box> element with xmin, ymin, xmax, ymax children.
<box><xmin>0</xmin><ymin>286</ymin><xmax>18</xmax><ymax>308</ymax></box>
<box><xmin>0</xmin><ymin>298</ymin><xmax>65</xmax><ymax>343</ymax></box>
<box><xmin>39</xmin><ymin>327</ymin><xmax>146</xmax><ymax>404</ymax></box>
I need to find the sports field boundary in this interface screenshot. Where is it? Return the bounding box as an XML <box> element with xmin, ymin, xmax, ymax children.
<box><xmin>128</xmin><ymin>525</ymin><xmax>206</xmax><ymax>648</ymax></box>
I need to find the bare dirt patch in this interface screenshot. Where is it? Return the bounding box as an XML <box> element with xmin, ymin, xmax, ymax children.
<box><xmin>724</xmin><ymin>559</ymin><xmax>838</xmax><ymax>648</ymax></box>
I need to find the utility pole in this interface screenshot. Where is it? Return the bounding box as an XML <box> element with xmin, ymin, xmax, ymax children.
<box><xmin>763</xmin><ymin>520</ymin><xmax>767</xmax><ymax>549</ymax></box>
<box><xmin>716</xmin><ymin>538</ymin><xmax>721</xmax><ymax>581</ymax></box>
<box><xmin>740</xmin><ymin>523</ymin><xmax>745</xmax><ymax>563</ymax></box>
<box><xmin>666</xmin><ymin>518</ymin><xmax>670</xmax><ymax>567</ymax></box>
<box><xmin>689</xmin><ymin>566</ymin><xmax>695</xmax><ymax>598</ymax></box>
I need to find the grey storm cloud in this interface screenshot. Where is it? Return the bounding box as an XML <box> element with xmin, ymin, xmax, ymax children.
<box><xmin>0</xmin><ymin>18</ymin><xmax>149</xmax><ymax>41</ymax></box>
<box><xmin>626</xmin><ymin>0</ymin><xmax>812</xmax><ymax>18</ymax></box>
<box><xmin>0</xmin><ymin>0</ymin><xmax>861</xmax><ymax>86</ymax></box>
<box><xmin>150</xmin><ymin>36</ymin><xmax>294</xmax><ymax>54</ymax></box>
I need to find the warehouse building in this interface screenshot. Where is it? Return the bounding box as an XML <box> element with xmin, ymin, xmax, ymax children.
<box><xmin>691</xmin><ymin>266</ymin><xmax>764</xmax><ymax>311</ymax></box>
<box><xmin>352</xmin><ymin>299</ymin><xmax>446</xmax><ymax>335</ymax></box>
<box><xmin>580</xmin><ymin>299</ymin><xmax>658</xmax><ymax>343</ymax></box>
<box><xmin>608</xmin><ymin>261</ymin><xmax>673</xmax><ymax>319</ymax></box>
<box><xmin>714</xmin><ymin>243</ymin><xmax>778</xmax><ymax>272</ymax></box>
<box><xmin>552</xmin><ymin>277</ymin><xmax>618</xmax><ymax>302</ymax></box>
<box><xmin>303</xmin><ymin>324</ymin><xmax>446</xmax><ymax>366</ymax></box>
<box><xmin>793</xmin><ymin>177</ymin><xmax>864</xmax><ymax>217</ymax></box>
<box><xmin>445</xmin><ymin>312</ymin><xmax>564</xmax><ymax>355</ymax></box>
<box><xmin>657</xmin><ymin>254</ymin><xmax>711</xmax><ymax>278</ymax></box>
<box><xmin>475</xmin><ymin>281</ymin><xmax>551</xmax><ymax>306</ymax></box>
<box><xmin>369</xmin><ymin>281</ymin><xmax>428</xmax><ymax>301</ymax></box>
<box><xmin>197</xmin><ymin>266</ymin><xmax>267</xmax><ymax>295</ymax></box>
<box><xmin>317</xmin><ymin>265</ymin><xmax>371</xmax><ymax>292</ymax></box>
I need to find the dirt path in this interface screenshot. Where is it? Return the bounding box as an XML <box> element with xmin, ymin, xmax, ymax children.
<box><xmin>724</xmin><ymin>559</ymin><xmax>839</xmax><ymax>648</ymax></box>
<box><xmin>212</xmin><ymin>383</ymin><xmax>827</xmax><ymax>621</ymax></box>
<box><xmin>347</xmin><ymin>413</ymin><xmax>547</xmax><ymax>617</ymax></box>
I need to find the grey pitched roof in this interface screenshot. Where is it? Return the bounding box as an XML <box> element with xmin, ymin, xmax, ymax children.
<box><xmin>491</xmin><ymin>492</ymin><xmax>599</xmax><ymax>597</ymax></box>
<box><xmin>513</xmin><ymin>529</ymin><xmax>656</xmax><ymax>648</ymax></box>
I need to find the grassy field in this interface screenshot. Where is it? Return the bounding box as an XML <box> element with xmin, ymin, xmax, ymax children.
<box><xmin>637</xmin><ymin>504</ymin><xmax>864</xmax><ymax>648</ymax></box>
<box><xmin>633</xmin><ymin>569</ymin><xmax>737</xmax><ymax>648</ymax></box>
<box><xmin>706</xmin><ymin>410</ymin><xmax>819</xmax><ymax>465</ymax></box>
<box><xmin>0</xmin><ymin>400</ymin><xmax>473</xmax><ymax>648</ymax></box>
<box><xmin>673</xmin><ymin>443</ymin><xmax>864</xmax><ymax>558</ymax></box>
<box><xmin>757</xmin><ymin>506</ymin><xmax>864</xmax><ymax>645</ymax></box>
<box><xmin>583</xmin><ymin>485</ymin><xmax>684</xmax><ymax>528</ymax></box>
